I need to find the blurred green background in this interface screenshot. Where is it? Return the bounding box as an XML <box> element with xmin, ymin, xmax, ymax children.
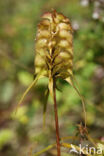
<box><xmin>0</xmin><ymin>0</ymin><xmax>104</xmax><ymax>155</ymax></box>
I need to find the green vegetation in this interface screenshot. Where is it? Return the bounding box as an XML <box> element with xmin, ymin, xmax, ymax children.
<box><xmin>0</xmin><ymin>0</ymin><xmax>104</xmax><ymax>155</ymax></box>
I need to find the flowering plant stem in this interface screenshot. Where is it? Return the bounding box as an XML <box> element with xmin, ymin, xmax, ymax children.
<box><xmin>53</xmin><ymin>78</ymin><xmax>61</xmax><ymax>156</ymax></box>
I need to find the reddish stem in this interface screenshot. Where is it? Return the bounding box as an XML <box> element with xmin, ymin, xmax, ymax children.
<box><xmin>53</xmin><ymin>79</ymin><xmax>61</xmax><ymax>156</ymax></box>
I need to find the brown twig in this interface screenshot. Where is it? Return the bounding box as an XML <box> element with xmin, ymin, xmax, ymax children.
<box><xmin>53</xmin><ymin>78</ymin><xmax>61</xmax><ymax>156</ymax></box>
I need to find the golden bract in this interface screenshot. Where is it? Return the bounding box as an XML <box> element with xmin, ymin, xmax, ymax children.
<box><xmin>35</xmin><ymin>10</ymin><xmax>73</xmax><ymax>80</ymax></box>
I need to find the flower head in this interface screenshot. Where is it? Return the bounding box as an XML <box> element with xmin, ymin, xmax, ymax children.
<box><xmin>35</xmin><ymin>10</ymin><xmax>73</xmax><ymax>95</ymax></box>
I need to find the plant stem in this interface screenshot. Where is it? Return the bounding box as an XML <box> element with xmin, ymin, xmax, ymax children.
<box><xmin>53</xmin><ymin>79</ymin><xmax>61</xmax><ymax>156</ymax></box>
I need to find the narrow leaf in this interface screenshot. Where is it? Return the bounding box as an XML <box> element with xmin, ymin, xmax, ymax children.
<box><xmin>65</xmin><ymin>76</ymin><xmax>87</xmax><ymax>128</ymax></box>
<box><xmin>33</xmin><ymin>143</ymin><xmax>56</xmax><ymax>156</ymax></box>
<box><xmin>43</xmin><ymin>88</ymin><xmax>49</xmax><ymax>129</ymax></box>
<box><xmin>15</xmin><ymin>73</ymin><xmax>43</xmax><ymax>114</ymax></box>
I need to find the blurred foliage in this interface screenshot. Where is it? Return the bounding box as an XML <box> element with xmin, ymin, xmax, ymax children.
<box><xmin>0</xmin><ymin>0</ymin><xmax>104</xmax><ymax>155</ymax></box>
<box><xmin>0</xmin><ymin>129</ymin><xmax>14</xmax><ymax>150</ymax></box>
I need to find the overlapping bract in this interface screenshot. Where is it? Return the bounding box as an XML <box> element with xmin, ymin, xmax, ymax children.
<box><xmin>35</xmin><ymin>10</ymin><xmax>73</xmax><ymax>89</ymax></box>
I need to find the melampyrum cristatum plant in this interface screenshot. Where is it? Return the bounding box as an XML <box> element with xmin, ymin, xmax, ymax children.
<box><xmin>15</xmin><ymin>10</ymin><xmax>87</xmax><ymax>156</ymax></box>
